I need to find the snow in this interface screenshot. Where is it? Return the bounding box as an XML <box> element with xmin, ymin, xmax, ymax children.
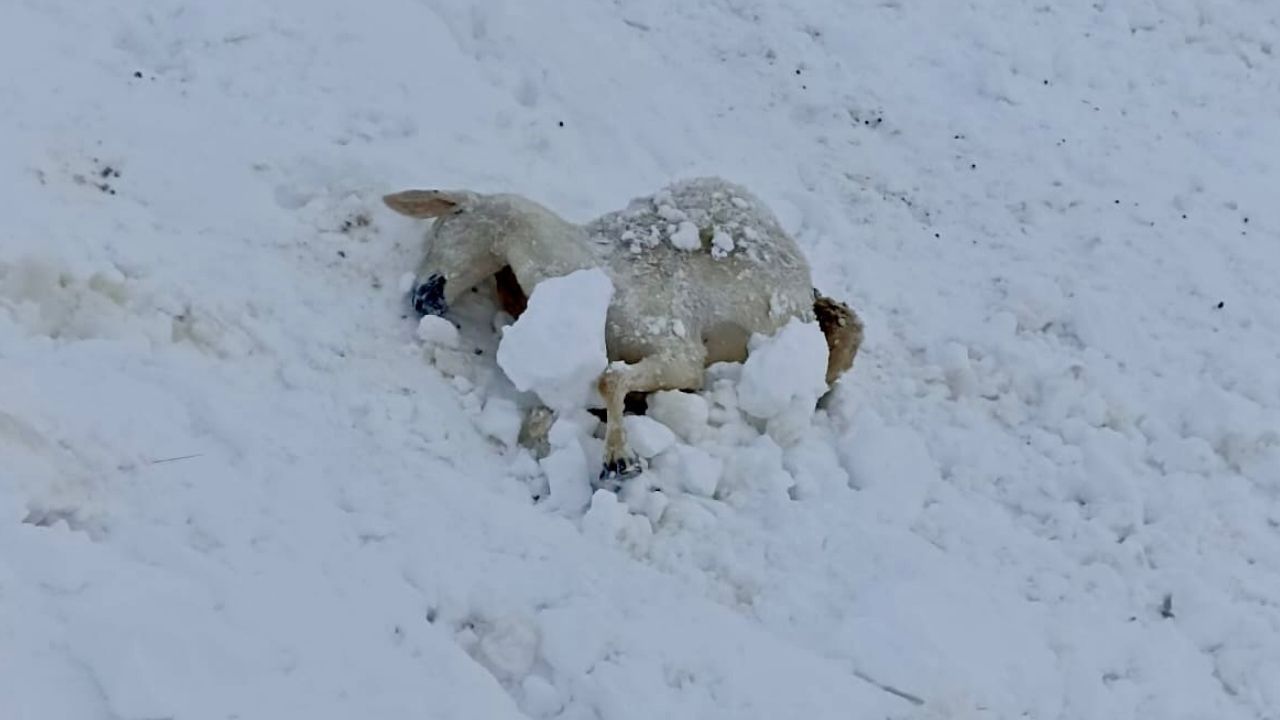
<box><xmin>537</xmin><ymin>444</ymin><xmax>589</xmax><ymax>512</ymax></box>
<box><xmin>477</xmin><ymin>396</ymin><xmax>522</xmax><ymax>449</ymax></box>
<box><xmin>3</xmin><ymin>0</ymin><xmax>1280</xmax><ymax>719</ymax></box>
<box><xmin>660</xmin><ymin>445</ymin><xmax>723</xmax><ymax>498</ymax></box>
<box><xmin>647</xmin><ymin>390</ymin><xmax>711</xmax><ymax>444</ymax></box>
<box><xmin>582</xmin><ymin>490</ymin><xmax>654</xmax><ymax>555</ymax></box>
<box><xmin>416</xmin><ymin>315</ymin><xmax>460</xmax><ymax>348</ymax></box>
<box><xmin>623</xmin><ymin>415</ymin><xmax>677</xmax><ymax>458</ymax></box>
<box><xmin>838</xmin><ymin>409</ymin><xmax>936</xmax><ymax>522</ymax></box>
<box><xmin>669</xmin><ymin>220</ymin><xmax>702</xmax><ymax>251</ymax></box>
<box><xmin>737</xmin><ymin>319</ymin><xmax>830</xmax><ymax>420</ymax></box>
<box><xmin>495</xmin><ymin>268</ymin><xmax>613</xmax><ymax>412</ymax></box>
<box><xmin>590</xmin><ymin>177</ymin><xmax>788</xmax><ymax>263</ymax></box>
<box><xmin>711</xmin><ymin>227</ymin><xmax>736</xmax><ymax>258</ymax></box>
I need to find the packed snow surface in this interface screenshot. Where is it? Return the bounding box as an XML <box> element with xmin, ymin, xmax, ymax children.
<box><xmin>3</xmin><ymin>0</ymin><xmax>1280</xmax><ymax>719</ymax></box>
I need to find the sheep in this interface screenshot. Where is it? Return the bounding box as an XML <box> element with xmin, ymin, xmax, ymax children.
<box><xmin>383</xmin><ymin>177</ymin><xmax>863</xmax><ymax>486</ymax></box>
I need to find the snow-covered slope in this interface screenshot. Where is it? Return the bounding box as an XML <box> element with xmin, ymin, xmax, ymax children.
<box><xmin>3</xmin><ymin>0</ymin><xmax>1279</xmax><ymax>718</ymax></box>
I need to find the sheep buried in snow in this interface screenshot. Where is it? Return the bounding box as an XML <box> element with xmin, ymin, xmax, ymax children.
<box><xmin>383</xmin><ymin>177</ymin><xmax>863</xmax><ymax>486</ymax></box>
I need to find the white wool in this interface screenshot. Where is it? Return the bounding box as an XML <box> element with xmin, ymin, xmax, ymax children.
<box><xmin>647</xmin><ymin>390</ymin><xmax>710</xmax><ymax>442</ymax></box>
<box><xmin>623</xmin><ymin>415</ymin><xmax>676</xmax><ymax>458</ymax></box>
<box><xmin>496</xmin><ymin>269</ymin><xmax>614</xmax><ymax>412</ymax></box>
<box><xmin>737</xmin><ymin>319</ymin><xmax>829</xmax><ymax>420</ymax></box>
<box><xmin>491</xmin><ymin>310</ymin><xmax>515</xmax><ymax>332</ymax></box>
<box><xmin>669</xmin><ymin>221</ymin><xmax>701</xmax><ymax>251</ymax></box>
<box><xmin>416</xmin><ymin>315</ymin><xmax>460</xmax><ymax>348</ymax></box>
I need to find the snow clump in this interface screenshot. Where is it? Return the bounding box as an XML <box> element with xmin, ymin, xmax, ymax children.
<box><xmin>496</xmin><ymin>268</ymin><xmax>614</xmax><ymax>412</ymax></box>
<box><xmin>736</xmin><ymin>318</ymin><xmax>829</xmax><ymax>420</ymax></box>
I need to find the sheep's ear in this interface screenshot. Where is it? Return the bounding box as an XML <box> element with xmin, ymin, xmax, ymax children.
<box><xmin>382</xmin><ymin>190</ymin><xmax>466</xmax><ymax>218</ymax></box>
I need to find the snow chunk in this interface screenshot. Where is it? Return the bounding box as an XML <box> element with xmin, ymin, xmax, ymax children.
<box><xmin>656</xmin><ymin>204</ymin><xmax>687</xmax><ymax>222</ymax></box>
<box><xmin>582</xmin><ymin>490</ymin><xmax>653</xmax><ymax>555</ymax></box>
<box><xmin>540</xmin><ymin>444</ymin><xmax>591</xmax><ymax>514</ymax></box>
<box><xmin>711</xmin><ymin>228</ymin><xmax>735</xmax><ymax>258</ymax></box>
<box><xmin>663</xmin><ymin>445</ymin><xmax>722</xmax><ymax>497</ymax></box>
<box><xmin>737</xmin><ymin>319</ymin><xmax>829</xmax><ymax>420</ymax></box>
<box><xmin>636</xmin><ymin>489</ymin><xmax>670</xmax><ymax>524</ymax></box>
<box><xmin>496</xmin><ymin>269</ymin><xmax>614</xmax><ymax>412</ymax></box>
<box><xmin>477</xmin><ymin>397</ymin><xmax>522</xmax><ymax>448</ymax></box>
<box><xmin>647</xmin><ymin>390</ymin><xmax>709</xmax><ymax>442</ymax></box>
<box><xmin>416</xmin><ymin>315</ymin><xmax>460</xmax><ymax>348</ymax></box>
<box><xmin>623</xmin><ymin>415</ymin><xmax>676</xmax><ymax>458</ymax></box>
<box><xmin>764</xmin><ymin>399</ymin><xmax>816</xmax><ymax>448</ymax></box>
<box><xmin>536</xmin><ymin>412</ymin><xmax>600</xmax><ymax>512</ymax></box>
<box><xmin>720</xmin><ymin>435</ymin><xmax>794</xmax><ymax>504</ymax></box>
<box><xmin>548</xmin><ymin>410</ymin><xmax>600</xmax><ymax>449</ymax></box>
<box><xmin>669</xmin><ymin>221</ymin><xmax>701</xmax><ymax>251</ymax></box>
<box><xmin>784</xmin><ymin>437</ymin><xmax>851</xmax><ymax>500</ymax></box>
<box><xmin>432</xmin><ymin>347</ymin><xmax>475</xmax><ymax>380</ymax></box>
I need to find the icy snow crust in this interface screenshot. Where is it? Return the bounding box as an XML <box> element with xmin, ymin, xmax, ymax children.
<box><xmin>3</xmin><ymin>1</ymin><xmax>1280</xmax><ymax>719</ymax></box>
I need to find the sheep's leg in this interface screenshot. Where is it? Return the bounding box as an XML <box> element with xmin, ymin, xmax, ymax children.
<box><xmin>597</xmin><ymin>345</ymin><xmax>706</xmax><ymax>489</ymax></box>
<box><xmin>517</xmin><ymin>405</ymin><xmax>554</xmax><ymax>459</ymax></box>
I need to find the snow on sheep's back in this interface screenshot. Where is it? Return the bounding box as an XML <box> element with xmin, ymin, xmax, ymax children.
<box><xmin>3</xmin><ymin>0</ymin><xmax>1280</xmax><ymax>719</ymax></box>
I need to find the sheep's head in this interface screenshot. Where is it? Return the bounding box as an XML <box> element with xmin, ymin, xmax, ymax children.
<box><xmin>383</xmin><ymin>189</ymin><xmax>502</xmax><ymax>316</ymax></box>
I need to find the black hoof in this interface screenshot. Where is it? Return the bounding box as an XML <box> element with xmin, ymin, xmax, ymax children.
<box><xmin>411</xmin><ymin>274</ymin><xmax>448</xmax><ymax>316</ymax></box>
<box><xmin>596</xmin><ymin>456</ymin><xmax>643</xmax><ymax>492</ymax></box>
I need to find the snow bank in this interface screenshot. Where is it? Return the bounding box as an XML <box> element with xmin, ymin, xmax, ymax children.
<box><xmin>495</xmin><ymin>268</ymin><xmax>614</xmax><ymax>412</ymax></box>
